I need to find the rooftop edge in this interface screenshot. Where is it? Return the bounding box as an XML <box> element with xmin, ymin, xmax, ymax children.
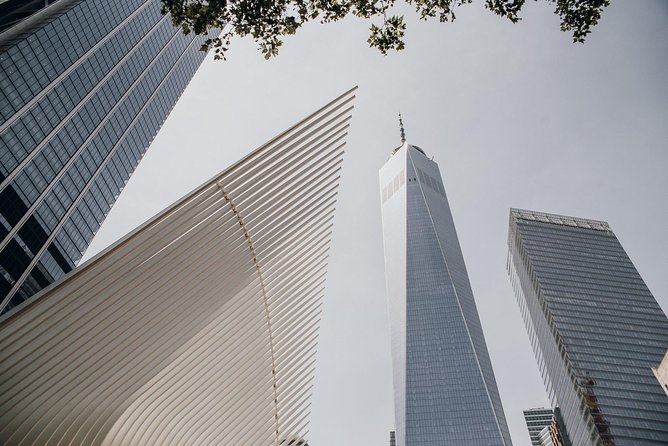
<box><xmin>510</xmin><ymin>208</ymin><xmax>611</xmax><ymax>231</ymax></box>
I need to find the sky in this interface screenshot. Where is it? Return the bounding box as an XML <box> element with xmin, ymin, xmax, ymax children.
<box><xmin>83</xmin><ymin>1</ymin><xmax>668</xmax><ymax>445</ymax></box>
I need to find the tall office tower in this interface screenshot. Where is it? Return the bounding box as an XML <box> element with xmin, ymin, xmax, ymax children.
<box><xmin>524</xmin><ymin>408</ymin><xmax>555</xmax><ymax>446</ymax></box>
<box><xmin>507</xmin><ymin>209</ymin><xmax>668</xmax><ymax>445</ymax></box>
<box><xmin>0</xmin><ymin>88</ymin><xmax>356</xmax><ymax>445</ymax></box>
<box><xmin>379</xmin><ymin>139</ymin><xmax>512</xmax><ymax>445</ymax></box>
<box><xmin>0</xmin><ymin>0</ymin><xmax>217</xmax><ymax>314</ymax></box>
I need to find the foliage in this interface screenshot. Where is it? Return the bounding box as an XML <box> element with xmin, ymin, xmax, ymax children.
<box><xmin>160</xmin><ymin>0</ymin><xmax>611</xmax><ymax>60</ymax></box>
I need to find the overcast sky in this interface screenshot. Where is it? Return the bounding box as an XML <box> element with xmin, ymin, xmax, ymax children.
<box><xmin>83</xmin><ymin>1</ymin><xmax>668</xmax><ymax>444</ymax></box>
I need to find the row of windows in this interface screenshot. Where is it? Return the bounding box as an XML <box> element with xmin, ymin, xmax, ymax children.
<box><xmin>567</xmin><ymin>338</ymin><xmax>665</xmax><ymax>359</ymax></box>
<box><xmin>571</xmin><ymin>357</ymin><xmax>666</xmax><ymax>381</ymax></box>
<box><xmin>551</xmin><ymin>304</ymin><xmax>668</xmax><ymax>331</ymax></box>
<box><xmin>579</xmin><ymin>390</ymin><xmax>668</xmax><ymax>420</ymax></box>
<box><xmin>516</xmin><ymin>219</ymin><xmax>618</xmax><ymax>246</ymax></box>
<box><xmin>562</xmin><ymin>338</ymin><xmax>667</xmax><ymax>361</ymax></box>
<box><xmin>525</xmin><ymin>244</ymin><xmax>633</xmax><ymax>272</ymax></box>
<box><xmin>559</xmin><ymin>322</ymin><xmax>667</xmax><ymax>346</ymax></box>
<box><xmin>381</xmin><ymin>169</ymin><xmax>404</xmax><ymax>203</ymax></box>
<box><xmin>518</xmin><ymin>229</ymin><xmax>622</xmax><ymax>254</ymax></box>
<box><xmin>537</xmin><ymin>280</ymin><xmax>654</xmax><ymax>304</ymax></box>
<box><xmin>530</xmin><ymin>253</ymin><xmax>644</xmax><ymax>281</ymax></box>
<box><xmin>544</xmin><ymin>289</ymin><xmax>662</xmax><ymax>314</ymax></box>
<box><xmin>597</xmin><ymin>405</ymin><xmax>668</xmax><ymax>432</ymax></box>
<box><xmin>546</xmin><ymin>287</ymin><xmax>653</xmax><ymax>315</ymax></box>
<box><xmin>535</xmin><ymin>269</ymin><xmax>649</xmax><ymax>296</ymax></box>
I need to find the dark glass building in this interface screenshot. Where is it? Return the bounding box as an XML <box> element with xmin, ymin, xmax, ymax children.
<box><xmin>0</xmin><ymin>0</ymin><xmax>216</xmax><ymax>313</ymax></box>
<box><xmin>507</xmin><ymin>209</ymin><xmax>668</xmax><ymax>445</ymax></box>
<box><xmin>380</xmin><ymin>141</ymin><xmax>512</xmax><ymax>445</ymax></box>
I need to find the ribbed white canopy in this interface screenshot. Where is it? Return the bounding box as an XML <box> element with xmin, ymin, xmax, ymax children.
<box><xmin>0</xmin><ymin>86</ymin><xmax>357</xmax><ymax>446</ymax></box>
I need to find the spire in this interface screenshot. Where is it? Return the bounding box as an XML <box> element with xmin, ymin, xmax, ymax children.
<box><xmin>399</xmin><ymin>113</ymin><xmax>406</xmax><ymax>144</ymax></box>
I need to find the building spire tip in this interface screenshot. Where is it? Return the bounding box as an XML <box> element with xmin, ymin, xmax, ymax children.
<box><xmin>398</xmin><ymin>113</ymin><xmax>406</xmax><ymax>144</ymax></box>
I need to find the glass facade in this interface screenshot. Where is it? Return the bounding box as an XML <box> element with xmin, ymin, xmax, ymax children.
<box><xmin>380</xmin><ymin>143</ymin><xmax>512</xmax><ymax>445</ymax></box>
<box><xmin>524</xmin><ymin>408</ymin><xmax>556</xmax><ymax>446</ymax></box>
<box><xmin>538</xmin><ymin>425</ymin><xmax>554</xmax><ymax>446</ymax></box>
<box><xmin>507</xmin><ymin>209</ymin><xmax>668</xmax><ymax>445</ymax></box>
<box><xmin>0</xmin><ymin>0</ymin><xmax>215</xmax><ymax>314</ymax></box>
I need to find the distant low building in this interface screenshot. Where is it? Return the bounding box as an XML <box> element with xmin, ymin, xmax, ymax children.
<box><xmin>523</xmin><ymin>408</ymin><xmax>555</xmax><ymax>446</ymax></box>
<box><xmin>537</xmin><ymin>425</ymin><xmax>553</xmax><ymax>446</ymax></box>
<box><xmin>524</xmin><ymin>407</ymin><xmax>568</xmax><ymax>446</ymax></box>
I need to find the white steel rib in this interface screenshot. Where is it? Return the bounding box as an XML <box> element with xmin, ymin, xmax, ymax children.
<box><xmin>0</xmin><ymin>86</ymin><xmax>356</xmax><ymax>446</ymax></box>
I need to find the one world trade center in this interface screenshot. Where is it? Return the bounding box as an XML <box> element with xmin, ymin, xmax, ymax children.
<box><xmin>379</xmin><ymin>126</ymin><xmax>512</xmax><ymax>445</ymax></box>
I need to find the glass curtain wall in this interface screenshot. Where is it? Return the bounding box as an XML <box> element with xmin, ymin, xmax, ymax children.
<box><xmin>507</xmin><ymin>209</ymin><xmax>668</xmax><ymax>445</ymax></box>
<box><xmin>0</xmin><ymin>0</ymin><xmax>216</xmax><ymax>313</ymax></box>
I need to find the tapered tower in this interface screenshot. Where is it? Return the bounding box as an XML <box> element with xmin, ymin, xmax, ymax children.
<box><xmin>379</xmin><ymin>140</ymin><xmax>512</xmax><ymax>445</ymax></box>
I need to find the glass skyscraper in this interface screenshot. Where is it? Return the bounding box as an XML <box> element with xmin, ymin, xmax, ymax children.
<box><xmin>524</xmin><ymin>408</ymin><xmax>556</xmax><ymax>446</ymax></box>
<box><xmin>524</xmin><ymin>407</ymin><xmax>568</xmax><ymax>446</ymax></box>
<box><xmin>507</xmin><ymin>209</ymin><xmax>668</xmax><ymax>445</ymax></box>
<box><xmin>379</xmin><ymin>141</ymin><xmax>512</xmax><ymax>445</ymax></box>
<box><xmin>0</xmin><ymin>0</ymin><xmax>216</xmax><ymax>313</ymax></box>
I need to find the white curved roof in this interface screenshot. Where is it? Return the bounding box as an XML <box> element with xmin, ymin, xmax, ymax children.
<box><xmin>0</xmin><ymin>87</ymin><xmax>357</xmax><ymax>445</ymax></box>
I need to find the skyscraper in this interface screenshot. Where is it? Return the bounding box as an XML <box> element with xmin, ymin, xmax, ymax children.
<box><xmin>0</xmin><ymin>88</ymin><xmax>356</xmax><ymax>445</ymax></box>
<box><xmin>524</xmin><ymin>408</ymin><xmax>555</xmax><ymax>446</ymax></box>
<box><xmin>379</xmin><ymin>140</ymin><xmax>512</xmax><ymax>445</ymax></box>
<box><xmin>507</xmin><ymin>208</ymin><xmax>668</xmax><ymax>445</ymax></box>
<box><xmin>0</xmin><ymin>0</ymin><xmax>217</xmax><ymax>313</ymax></box>
<box><xmin>536</xmin><ymin>426</ymin><xmax>553</xmax><ymax>446</ymax></box>
<box><xmin>524</xmin><ymin>408</ymin><xmax>568</xmax><ymax>446</ymax></box>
